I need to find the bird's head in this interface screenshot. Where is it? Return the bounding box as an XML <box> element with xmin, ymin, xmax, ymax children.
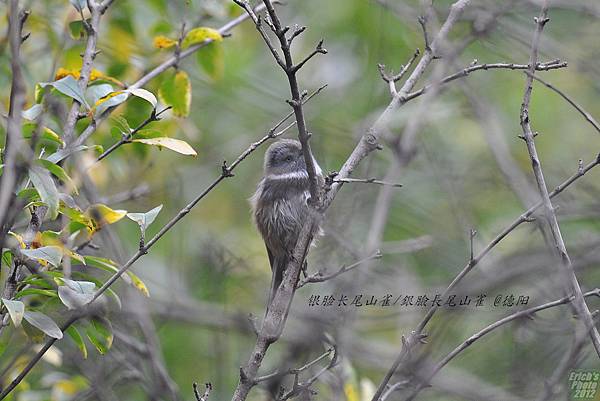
<box><xmin>263</xmin><ymin>139</ymin><xmax>308</xmax><ymax>178</ymax></box>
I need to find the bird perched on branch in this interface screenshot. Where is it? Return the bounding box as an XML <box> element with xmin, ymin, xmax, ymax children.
<box><xmin>251</xmin><ymin>139</ymin><xmax>323</xmax><ymax>301</ymax></box>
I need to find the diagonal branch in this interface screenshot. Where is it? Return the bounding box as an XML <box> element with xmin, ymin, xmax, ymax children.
<box><xmin>406</xmin><ymin>289</ymin><xmax>600</xmax><ymax>399</ymax></box>
<box><xmin>525</xmin><ymin>71</ymin><xmax>600</xmax><ymax>135</ymax></box>
<box><xmin>518</xmin><ymin>1</ymin><xmax>600</xmax><ymax>358</ymax></box>
<box><xmin>296</xmin><ymin>250</ymin><xmax>382</xmax><ymax>288</ymax></box>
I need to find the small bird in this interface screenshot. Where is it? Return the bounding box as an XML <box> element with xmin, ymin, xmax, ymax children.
<box><xmin>251</xmin><ymin>139</ymin><xmax>323</xmax><ymax>301</ymax></box>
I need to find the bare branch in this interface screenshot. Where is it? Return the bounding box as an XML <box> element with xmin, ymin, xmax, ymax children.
<box><xmin>296</xmin><ymin>250</ymin><xmax>383</xmax><ymax>288</ymax></box>
<box><xmin>96</xmin><ymin>106</ymin><xmax>172</xmax><ymax>162</ymax></box>
<box><xmin>378</xmin><ymin>48</ymin><xmax>420</xmax><ymax>96</ymax></box>
<box><xmin>517</xmin><ymin>1</ymin><xmax>600</xmax><ymax>357</ymax></box>
<box><xmin>525</xmin><ymin>71</ymin><xmax>600</xmax><ymax>135</ymax></box>
<box><xmin>404</xmin><ymin>60</ymin><xmax>567</xmax><ymax>103</ymax></box>
<box><xmin>406</xmin><ymin>289</ymin><xmax>600</xmax><ymax>400</ymax></box>
<box><xmin>235</xmin><ymin>0</ymin><xmax>324</xmax><ymax>206</ymax></box>
<box><xmin>193</xmin><ymin>383</ymin><xmax>212</xmax><ymax>401</ymax></box>
<box><xmin>371</xmin><ymin>154</ymin><xmax>600</xmax><ymax>401</ymax></box>
<box><xmin>331</xmin><ymin>177</ymin><xmax>403</xmax><ymax>188</ymax></box>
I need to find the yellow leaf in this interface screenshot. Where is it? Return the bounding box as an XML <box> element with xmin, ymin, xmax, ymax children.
<box><xmin>8</xmin><ymin>231</ymin><xmax>26</xmax><ymax>248</ymax></box>
<box><xmin>85</xmin><ymin>204</ymin><xmax>127</xmax><ymax>231</ymax></box>
<box><xmin>54</xmin><ymin>68</ymin><xmax>123</xmax><ymax>87</ymax></box>
<box><xmin>182</xmin><ymin>27</ymin><xmax>223</xmax><ymax>49</ymax></box>
<box><xmin>128</xmin><ymin>271</ymin><xmax>150</xmax><ymax>297</ymax></box>
<box><xmin>344</xmin><ymin>383</ymin><xmax>359</xmax><ymax>401</ymax></box>
<box><xmin>132</xmin><ymin>137</ymin><xmax>197</xmax><ymax>156</ymax></box>
<box><xmin>153</xmin><ymin>35</ymin><xmax>177</xmax><ymax>49</ymax></box>
<box><xmin>55</xmin><ymin>67</ymin><xmax>80</xmax><ymax>80</ymax></box>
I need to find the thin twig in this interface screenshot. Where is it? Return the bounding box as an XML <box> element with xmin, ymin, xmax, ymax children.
<box><xmin>378</xmin><ymin>48</ymin><xmax>420</xmax><ymax>96</ymax></box>
<box><xmin>403</xmin><ymin>60</ymin><xmax>567</xmax><ymax>103</ymax></box>
<box><xmin>331</xmin><ymin>178</ymin><xmax>402</xmax><ymax>187</ymax></box>
<box><xmin>96</xmin><ymin>106</ymin><xmax>171</xmax><ymax>162</ymax></box>
<box><xmin>525</xmin><ymin>71</ymin><xmax>600</xmax><ymax>135</ymax></box>
<box><xmin>297</xmin><ymin>250</ymin><xmax>382</xmax><ymax>288</ymax></box>
<box><xmin>193</xmin><ymin>382</ymin><xmax>212</xmax><ymax>401</ymax></box>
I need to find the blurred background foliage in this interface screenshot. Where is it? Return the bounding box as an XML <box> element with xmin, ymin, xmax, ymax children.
<box><xmin>2</xmin><ymin>0</ymin><xmax>600</xmax><ymax>400</ymax></box>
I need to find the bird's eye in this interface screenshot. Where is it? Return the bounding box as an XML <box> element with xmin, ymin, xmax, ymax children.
<box><xmin>285</xmin><ymin>155</ymin><xmax>293</xmax><ymax>162</ymax></box>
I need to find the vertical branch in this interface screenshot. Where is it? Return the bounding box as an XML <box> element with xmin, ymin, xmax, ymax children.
<box><xmin>61</xmin><ymin>0</ymin><xmax>106</xmax><ymax>145</ymax></box>
<box><xmin>233</xmin><ymin>0</ymin><xmax>325</xmax><ymax>205</ymax></box>
<box><xmin>518</xmin><ymin>1</ymin><xmax>600</xmax><ymax>357</ymax></box>
<box><xmin>0</xmin><ymin>0</ymin><xmax>27</xmax><ymax>239</ymax></box>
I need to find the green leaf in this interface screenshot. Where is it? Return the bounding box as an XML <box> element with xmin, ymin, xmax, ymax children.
<box><xmin>127</xmin><ymin>88</ymin><xmax>157</xmax><ymax>108</ymax></box>
<box><xmin>131</xmin><ymin>137</ymin><xmax>197</xmax><ymax>156</ymax></box>
<box><xmin>182</xmin><ymin>27</ymin><xmax>223</xmax><ymax>49</ymax></box>
<box><xmin>1</xmin><ymin>250</ymin><xmax>13</xmax><ymax>270</ymax></box>
<box><xmin>198</xmin><ymin>42</ymin><xmax>224</xmax><ymax>80</ymax></box>
<box><xmin>39</xmin><ymin>76</ymin><xmax>89</xmax><ymax>109</ymax></box>
<box><xmin>29</xmin><ymin>165</ymin><xmax>59</xmax><ymax>219</ymax></box>
<box><xmin>14</xmin><ymin>288</ymin><xmax>58</xmax><ymax>299</ymax></box>
<box><xmin>126</xmin><ymin>204</ymin><xmax>163</xmax><ymax>235</ymax></box>
<box><xmin>86</xmin><ymin>83</ymin><xmax>114</xmax><ymax>105</ymax></box>
<box><xmin>68</xmin><ymin>19</ymin><xmax>89</xmax><ymax>40</ymax></box>
<box><xmin>37</xmin><ymin>159</ymin><xmax>77</xmax><ymax>194</ymax></box>
<box><xmin>20</xmin><ymin>246</ymin><xmax>63</xmax><ymax>267</ymax></box>
<box><xmin>158</xmin><ymin>70</ymin><xmax>191</xmax><ymax>117</ymax></box>
<box><xmin>86</xmin><ymin>318</ymin><xmax>113</xmax><ymax>354</ymax></box>
<box><xmin>22</xmin><ymin>104</ymin><xmax>43</xmax><ymax>121</ymax></box>
<box><xmin>66</xmin><ymin>325</ymin><xmax>88</xmax><ymax>359</ymax></box>
<box><xmin>1</xmin><ymin>298</ymin><xmax>25</xmax><ymax>326</ymax></box>
<box><xmin>23</xmin><ymin>311</ymin><xmax>63</xmax><ymax>339</ymax></box>
<box><xmin>22</xmin><ymin>123</ymin><xmax>64</xmax><ymax>146</ymax></box>
<box><xmin>133</xmin><ymin>129</ymin><xmax>162</xmax><ymax>139</ymax></box>
<box><xmin>111</xmin><ymin>115</ymin><xmax>131</xmax><ymax>135</ymax></box>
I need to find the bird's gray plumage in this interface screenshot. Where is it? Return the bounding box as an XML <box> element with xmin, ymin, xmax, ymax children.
<box><xmin>250</xmin><ymin>139</ymin><xmax>323</xmax><ymax>300</ymax></box>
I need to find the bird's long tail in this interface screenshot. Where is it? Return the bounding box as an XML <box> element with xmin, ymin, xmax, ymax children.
<box><xmin>267</xmin><ymin>255</ymin><xmax>286</xmax><ymax>304</ymax></box>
